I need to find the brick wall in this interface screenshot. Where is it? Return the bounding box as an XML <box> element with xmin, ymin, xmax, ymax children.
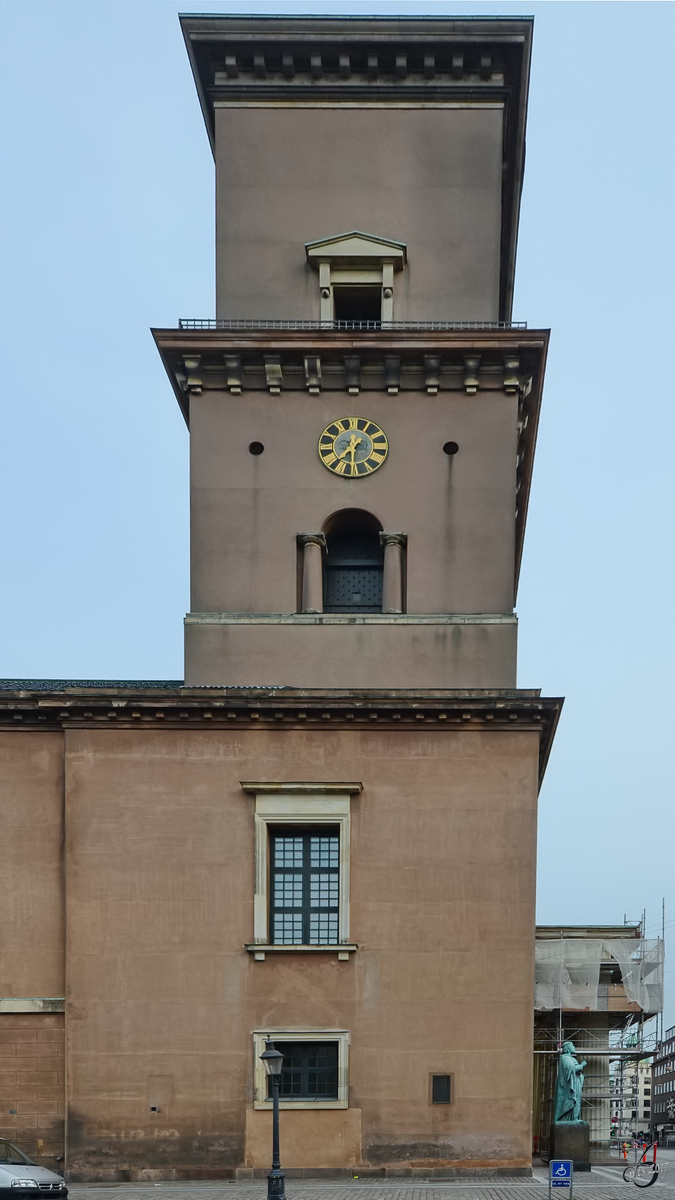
<box><xmin>0</xmin><ymin>1014</ymin><xmax>65</xmax><ymax>1167</ymax></box>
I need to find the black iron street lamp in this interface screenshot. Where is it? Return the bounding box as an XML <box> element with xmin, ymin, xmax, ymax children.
<box><xmin>260</xmin><ymin>1039</ymin><xmax>286</xmax><ymax>1200</ymax></box>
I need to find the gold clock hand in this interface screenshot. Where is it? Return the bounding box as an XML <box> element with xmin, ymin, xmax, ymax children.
<box><xmin>346</xmin><ymin>435</ymin><xmax>362</xmax><ymax>463</ymax></box>
<box><xmin>336</xmin><ymin>434</ymin><xmax>363</xmax><ymax>472</ymax></box>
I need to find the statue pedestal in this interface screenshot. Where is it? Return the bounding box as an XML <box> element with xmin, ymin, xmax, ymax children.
<box><xmin>550</xmin><ymin>1122</ymin><xmax>590</xmax><ymax>1171</ymax></box>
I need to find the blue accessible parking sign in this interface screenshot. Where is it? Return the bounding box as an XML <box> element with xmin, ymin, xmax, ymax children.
<box><xmin>550</xmin><ymin>1160</ymin><xmax>573</xmax><ymax>1199</ymax></box>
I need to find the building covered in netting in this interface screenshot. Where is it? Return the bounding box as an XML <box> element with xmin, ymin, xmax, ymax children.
<box><xmin>533</xmin><ymin>925</ymin><xmax>664</xmax><ymax>1159</ymax></box>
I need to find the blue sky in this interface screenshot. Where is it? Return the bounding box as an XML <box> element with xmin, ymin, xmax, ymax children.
<box><xmin>1</xmin><ymin>0</ymin><xmax>674</xmax><ymax>1024</ymax></box>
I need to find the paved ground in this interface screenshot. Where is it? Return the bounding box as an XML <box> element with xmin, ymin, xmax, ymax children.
<box><xmin>65</xmin><ymin>1154</ymin><xmax>675</xmax><ymax>1200</ymax></box>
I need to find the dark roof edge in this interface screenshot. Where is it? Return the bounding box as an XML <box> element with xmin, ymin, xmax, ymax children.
<box><xmin>0</xmin><ymin>680</ymin><xmax>186</xmax><ymax>692</ymax></box>
<box><xmin>500</xmin><ymin>17</ymin><xmax>532</xmax><ymax>321</ymax></box>
<box><xmin>179</xmin><ymin>13</ymin><xmax>535</xmax><ymax>149</ymax></box>
<box><xmin>178</xmin><ymin>15</ymin><xmax>536</xmax><ymax>33</ymax></box>
<box><xmin>181</xmin><ymin>15</ymin><xmax>216</xmax><ymax>156</ymax></box>
<box><xmin>0</xmin><ymin>680</ymin><xmax>544</xmax><ymax>697</ymax></box>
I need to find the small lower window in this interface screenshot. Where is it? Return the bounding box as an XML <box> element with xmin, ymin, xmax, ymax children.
<box><xmin>431</xmin><ymin>1074</ymin><xmax>452</xmax><ymax>1104</ymax></box>
<box><xmin>268</xmin><ymin>1042</ymin><xmax>339</xmax><ymax>1101</ymax></box>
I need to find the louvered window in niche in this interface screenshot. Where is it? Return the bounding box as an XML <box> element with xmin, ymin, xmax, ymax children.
<box><xmin>323</xmin><ymin>512</ymin><xmax>383</xmax><ymax>613</ymax></box>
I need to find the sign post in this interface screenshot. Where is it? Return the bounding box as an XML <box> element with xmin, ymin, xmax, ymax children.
<box><xmin>549</xmin><ymin>1159</ymin><xmax>573</xmax><ymax>1200</ymax></box>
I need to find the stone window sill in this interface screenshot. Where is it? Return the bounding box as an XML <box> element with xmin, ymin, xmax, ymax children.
<box><xmin>245</xmin><ymin>943</ymin><xmax>357</xmax><ymax>961</ymax></box>
<box><xmin>253</xmin><ymin>1098</ymin><xmax>348</xmax><ymax>1111</ymax></box>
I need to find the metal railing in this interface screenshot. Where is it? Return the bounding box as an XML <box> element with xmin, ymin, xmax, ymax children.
<box><xmin>177</xmin><ymin>318</ymin><xmax>527</xmax><ymax>332</ymax></box>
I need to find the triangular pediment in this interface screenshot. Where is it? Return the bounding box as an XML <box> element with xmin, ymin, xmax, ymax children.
<box><xmin>306</xmin><ymin>230</ymin><xmax>407</xmax><ymax>270</ymax></box>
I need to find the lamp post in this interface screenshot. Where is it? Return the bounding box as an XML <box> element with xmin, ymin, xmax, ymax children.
<box><xmin>260</xmin><ymin>1039</ymin><xmax>286</xmax><ymax>1200</ymax></box>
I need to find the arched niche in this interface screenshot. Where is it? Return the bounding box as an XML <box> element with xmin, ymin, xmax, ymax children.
<box><xmin>322</xmin><ymin>509</ymin><xmax>384</xmax><ymax>613</ymax></box>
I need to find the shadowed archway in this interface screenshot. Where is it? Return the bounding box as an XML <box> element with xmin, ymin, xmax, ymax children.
<box><xmin>322</xmin><ymin>509</ymin><xmax>383</xmax><ymax>613</ymax></box>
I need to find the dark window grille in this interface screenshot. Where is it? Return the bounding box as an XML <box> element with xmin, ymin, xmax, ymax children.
<box><xmin>323</xmin><ymin>528</ymin><xmax>383</xmax><ymax>613</ymax></box>
<box><xmin>266</xmin><ymin>1041</ymin><xmax>339</xmax><ymax>1101</ymax></box>
<box><xmin>432</xmin><ymin>1074</ymin><xmax>452</xmax><ymax>1104</ymax></box>
<box><xmin>271</xmin><ymin>830</ymin><xmax>339</xmax><ymax>945</ymax></box>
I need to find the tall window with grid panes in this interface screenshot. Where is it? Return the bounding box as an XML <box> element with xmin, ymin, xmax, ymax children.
<box><xmin>271</xmin><ymin>831</ymin><xmax>340</xmax><ymax>945</ymax></box>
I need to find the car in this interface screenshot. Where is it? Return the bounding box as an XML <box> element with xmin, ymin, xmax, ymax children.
<box><xmin>0</xmin><ymin>1140</ymin><xmax>67</xmax><ymax>1200</ymax></box>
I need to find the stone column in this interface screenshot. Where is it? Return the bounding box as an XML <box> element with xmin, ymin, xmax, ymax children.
<box><xmin>298</xmin><ymin>533</ymin><xmax>326</xmax><ymax>613</ymax></box>
<box><xmin>379</xmin><ymin>532</ymin><xmax>407</xmax><ymax>613</ymax></box>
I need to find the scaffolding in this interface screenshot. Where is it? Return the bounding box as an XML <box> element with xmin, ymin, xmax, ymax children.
<box><xmin>535</xmin><ymin>937</ymin><xmax>664</xmax><ymax>1017</ymax></box>
<box><xmin>533</xmin><ymin>932</ymin><xmax>664</xmax><ymax>1159</ymax></box>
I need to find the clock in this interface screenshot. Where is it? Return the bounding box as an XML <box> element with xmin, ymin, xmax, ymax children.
<box><xmin>318</xmin><ymin>416</ymin><xmax>388</xmax><ymax>477</ymax></box>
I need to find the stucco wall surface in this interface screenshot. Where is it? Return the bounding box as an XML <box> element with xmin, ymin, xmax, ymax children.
<box><xmin>62</xmin><ymin>723</ymin><xmax>539</xmax><ymax>1175</ymax></box>
<box><xmin>244</xmin><ymin>1108</ymin><xmax>362</xmax><ymax>1170</ymax></box>
<box><xmin>188</xmin><ymin>388</ymin><xmax>517</xmax><ymax>619</ymax></box>
<box><xmin>0</xmin><ymin>1014</ymin><xmax>65</xmax><ymax>1167</ymax></box>
<box><xmin>183</xmin><ymin>619</ymin><xmax>517</xmax><ymax>689</ymax></box>
<box><xmin>214</xmin><ymin>107</ymin><xmax>503</xmax><ymax>323</ymax></box>
<box><xmin>0</xmin><ymin>732</ymin><xmax>64</xmax><ymax>999</ymax></box>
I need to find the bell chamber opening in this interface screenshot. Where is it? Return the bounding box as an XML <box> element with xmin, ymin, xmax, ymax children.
<box><xmin>322</xmin><ymin>509</ymin><xmax>383</xmax><ymax>613</ymax></box>
<box><xmin>332</xmin><ymin>286</ymin><xmax>382</xmax><ymax>324</ymax></box>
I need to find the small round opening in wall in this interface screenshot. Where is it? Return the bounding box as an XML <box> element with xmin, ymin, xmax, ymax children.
<box><xmin>249</xmin><ymin>441</ymin><xmax>264</xmax><ymax>455</ymax></box>
<box><xmin>443</xmin><ymin>441</ymin><xmax>459</xmax><ymax>455</ymax></box>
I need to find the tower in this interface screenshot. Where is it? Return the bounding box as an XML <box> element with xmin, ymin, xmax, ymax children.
<box><xmin>154</xmin><ymin>15</ymin><xmax>560</xmax><ymax>1173</ymax></box>
<box><xmin>0</xmin><ymin>15</ymin><xmax>562</xmax><ymax>1181</ymax></box>
<box><xmin>156</xmin><ymin>14</ymin><xmax>549</xmax><ymax>692</ymax></box>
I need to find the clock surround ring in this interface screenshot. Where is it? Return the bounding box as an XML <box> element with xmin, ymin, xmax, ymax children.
<box><xmin>318</xmin><ymin>417</ymin><xmax>389</xmax><ymax>478</ymax></box>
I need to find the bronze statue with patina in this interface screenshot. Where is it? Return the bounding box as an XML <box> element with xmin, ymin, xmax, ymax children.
<box><xmin>554</xmin><ymin>1040</ymin><xmax>587</xmax><ymax>1122</ymax></box>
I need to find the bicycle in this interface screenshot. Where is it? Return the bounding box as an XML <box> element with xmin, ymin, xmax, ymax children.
<box><xmin>623</xmin><ymin>1139</ymin><xmax>659</xmax><ymax>1187</ymax></box>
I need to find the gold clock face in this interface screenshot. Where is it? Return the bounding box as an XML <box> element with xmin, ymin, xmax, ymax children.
<box><xmin>318</xmin><ymin>417</ymin><xmax>388</xmax><ymax>478</ymax></box>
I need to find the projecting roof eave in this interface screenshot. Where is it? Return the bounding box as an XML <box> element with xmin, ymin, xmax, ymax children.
<box><xmin>514</xmin><ymin>326</ymin><xmax>549</xmax><ymax>599</ymax></box>
<box><xmin>179</xmin><ymin>14</ymin><xmax>533</xmax><ymax>322</ymax></box>
<box><xmin>0</xmin><ymin>683</ymin><xmax>563</xmax><ymax>790</ymax></box>
<box><xmin>153</xmin><ymin>328</ymin><xmax>191</xmax><ymax>424</ymax></box>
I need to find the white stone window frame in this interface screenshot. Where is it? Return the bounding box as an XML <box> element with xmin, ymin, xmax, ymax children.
<box><xmin>252</xmin><ymin>1028</ymin><xmax>350</xmax><ymax>1111</ymax></box>
<box><xmin>241</xmin><ymin>783</ymin><xmax>361</xmax><ymax>959</ymax></box>
<box><xmin>305</xmin><ymin>231</ymin><xmax>407</xmax><ymax>324</ymax></box>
